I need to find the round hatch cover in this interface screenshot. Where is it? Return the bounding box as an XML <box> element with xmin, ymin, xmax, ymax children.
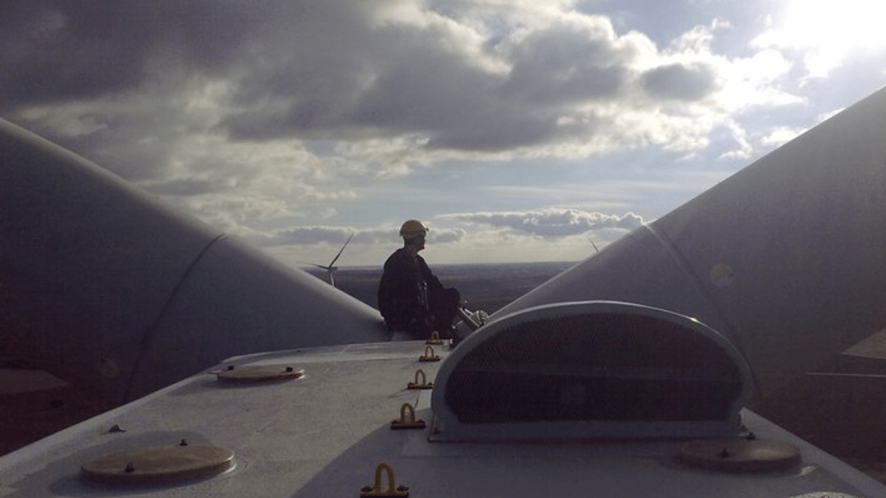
<box><xmin>680</xmin><ymin>438</ymin><xmax>800</xmax><ymax>472</ymax></box>
<box><xmin>81</xmin><ymin>443</ymin><xmax>234</xmax><ymax>484</ymax></box>
<box><xmin>216</xmin><ymin>365</ymin><xmax>304</xmax><ymax>383</ymax></box>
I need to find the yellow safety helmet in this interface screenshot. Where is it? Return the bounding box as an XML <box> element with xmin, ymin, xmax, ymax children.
<box><xmin>399</xmin><ymin>219</ymin><xmax>428</xmax><ymax>239</ymax></box>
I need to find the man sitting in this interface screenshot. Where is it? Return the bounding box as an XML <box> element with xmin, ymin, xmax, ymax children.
<box><xmin>377</xmin><ymin>220</ymin><xmax>460</xmax><ymax>339</ymax></box>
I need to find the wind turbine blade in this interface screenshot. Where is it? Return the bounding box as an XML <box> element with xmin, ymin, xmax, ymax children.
<box><xmin>328</xmin><ymin>233</ymin><xmax>354</xmax><ymax>267</ymax></box>
<box><xmin>589</xmin><ymin>238</ymin><xmax>600</xmax><ymax>253</ymax></box>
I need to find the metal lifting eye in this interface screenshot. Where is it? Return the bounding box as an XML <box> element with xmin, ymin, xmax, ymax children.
<box><xmin>425</xmin><ymin>331</ymin><xmax>444</xmax><ymax>345</ymax></box>
<box><xmin>418</xmin><ymin>345</ymin><xmax>439</xmax><ymax>362</ymax></box>
<box><xmin>390</xmin><ymin>403</ymin><xmax>426</xmax><ymax>430</ymax></box>
<box><xmin>407</xmin><ymin>369</ymin><xmax>433</xmax><ymax>390</ymax></box>
<box><xmin>360</xmin><ymin>462</ymin><xmax>409</xmax><ymax>497</ymax></box>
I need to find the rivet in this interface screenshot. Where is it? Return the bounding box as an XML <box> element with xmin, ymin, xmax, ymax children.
<box><xmin>180</xmin><ymin>439</ymin><xmax>188</xmax><ymax>446</ymax></box>
<box><xmin>124</xmin><ymin>463</ymin><xmax>135</xmax><ymax>473</ymax></box>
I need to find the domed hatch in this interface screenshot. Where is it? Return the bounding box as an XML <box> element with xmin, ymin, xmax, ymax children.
<box><xmin>431</xmin><ymin>301</ymin><xmax>753</xmax><ymax>441</ymax></box>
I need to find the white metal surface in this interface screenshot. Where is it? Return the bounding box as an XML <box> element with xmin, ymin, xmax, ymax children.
<box><xmin>0</xmin><ymin>340</ymin><xmax>883</xmax><ymax>497</ymax></box>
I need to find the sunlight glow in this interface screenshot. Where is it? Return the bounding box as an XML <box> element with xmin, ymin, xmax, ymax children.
<box><xmin>772</xmin><ymin>0</ymin><xmax>886</xmax><ymax>75</ymax></box>
<box><xmin>783</xmin><ymin>0</ymin><xmax>886</xmax><ymax>49</ymax></box>
<box><xmin>754</xmin><ymin>0</ymin><xmax>886</xmax><ymax>77</ymax></box>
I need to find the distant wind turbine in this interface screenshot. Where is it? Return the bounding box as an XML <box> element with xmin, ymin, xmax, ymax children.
<box><xmin>587</xmin><ymin>235</ymin><xmax>600</xmax><ymax>253</ymax></box>
<box><xmin>307</xmin><ymin>233</ymin><xmax>354</xmax><ymax>287</ymax></box>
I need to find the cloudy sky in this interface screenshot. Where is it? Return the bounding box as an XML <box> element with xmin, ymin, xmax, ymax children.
<box><xmin>3</xmin><ymin>0</ymin><xmax>886</xmax><ymax>267</ymax></box>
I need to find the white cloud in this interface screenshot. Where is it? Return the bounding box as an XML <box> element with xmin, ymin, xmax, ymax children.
<box><xmin>4</xmin><ymin>0</ymin><xmax>810</xmax><ymax>173</ymax></box>
<box><xmin>761</xmin><ymin>126</ymin><xmax>805</xmax><ymax>148</ymax></box>
<box><xmin>3</xmin><ymin>0</ymin><xmax>884</xmax><ymax>265</ymax></box>
<box><xmin>444</xmin><ymin>208</ymin><xmax>644</xmax><ymax>238</ymax></box>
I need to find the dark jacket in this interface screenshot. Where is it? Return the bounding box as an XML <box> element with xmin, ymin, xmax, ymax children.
<box><xmin>377</xmin><ymin>248</ymin><xmax>443</xmax><ymax>332</ymax></box>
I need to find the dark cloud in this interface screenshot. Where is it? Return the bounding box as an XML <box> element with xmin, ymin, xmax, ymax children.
<box><xmin>5</xmin><ymin>0</ymin><xmax>867</xmax><ymax>265</ymax></box>
<box><xmin>424</xmin><ymin>107</ymin><xmax>560</xmax><ymax>151</ymax></box>
<box><xmin>499</xmin><ymin>21</ymin><xmax>630</xmax><ymax>105</ymax></box>
<box><xmin>218</xmin><ymin>11</ymin><xmax>646</xmax><ymax>153</ymax></box>
<box><xmin>640</xmin><ymin>63</ymin><xmax>718</xmax><ymax>101</ymax></box>
<box><xmin>220</xmin><ymin>11</ymin><xmax>514</xmax><ymax>145</ymax></box>
<box><xmin>454</xmin><ymin>209</ymin><xmax>644</xmax><ymax>237</ymax></box>
<box><xmin>1</xmin><ymin>0</ymin><xmax>792</xmax><ymax>173</ymax></box>
<box><xmin>218</xmin><ymin>1</ymin><xmax>386</xmax><ymax>140</ymax></box>
<box><xmin>0</xmin><ymin>0</ymin><xmax>255</xmax><ymax>107</ymax></box>
<box><xmin>352</xmin><ymin>43</ymin><xmax>495</xmax><ymax>131</ymax></box>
